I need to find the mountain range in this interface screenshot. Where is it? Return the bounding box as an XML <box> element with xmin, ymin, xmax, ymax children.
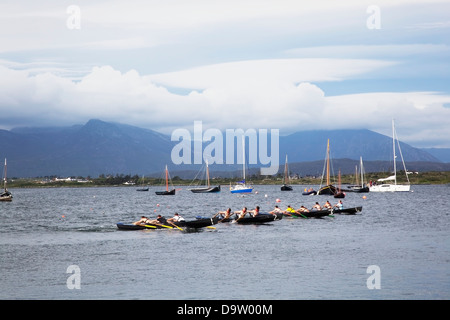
<box><xmin>0</xmin><ymin>119</ymin><xmax>449</xmax><ymax>178</ymax></box>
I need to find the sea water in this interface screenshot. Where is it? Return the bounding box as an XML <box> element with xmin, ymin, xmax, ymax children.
<box><xmin>0</xmin><ymin>185</ymin><xmax>449</xmax><ymax>299</ymax></box>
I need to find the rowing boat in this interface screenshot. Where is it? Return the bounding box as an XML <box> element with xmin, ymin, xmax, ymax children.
<box><xmin>234</xmin><ymin>213</ymin><xmax>283</xmax><ymax>224</ymax></box>
<box><xmin>174</xmin><ymin>217</ymin><xmax>217</xmax><ymax>228</ymax></box>
<box><xmin>116</xmin><ymin>222</ymin><xmax>173</xmax><ymax>230</ymax></box>
<box><xmin>288</xmin><ymin>206</ymin><xmax>362</xmax><ymax>218</ymax></box>
<box><xmin>332</xmin><ymin>206</ymin><xmax>362</xmax><ymax>215</ymax></box>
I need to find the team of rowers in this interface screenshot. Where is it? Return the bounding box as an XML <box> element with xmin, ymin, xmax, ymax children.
<box><xmin>280</xmin><ymin>199</ymin><xmax>344</xmax><ymax>216</ymax></box>
<box><xmin>132</xmin><ymin>200</ymin><xmax>344</xmax><ymax>226</ymax></box>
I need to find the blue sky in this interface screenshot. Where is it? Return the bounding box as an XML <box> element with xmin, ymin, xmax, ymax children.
<box><xmin>1</xmin><ymin>0</ymin><xmax>449</xmax><ymax>147</ymax></box>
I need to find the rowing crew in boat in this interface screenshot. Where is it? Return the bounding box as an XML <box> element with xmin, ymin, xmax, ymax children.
<box><xmin>281</xmin><ymin>200</ymin><xmax>344</xmax><ymax>216</ymax></box>
<box><xmin>133</xmin><ymin>213</ymin><xmax>186</xmax><ymax>226</ymax></box>
<box><xmin>133</xmin><ymin>214</ymin><xmax>169</xmax><ymax>225</ymax></box>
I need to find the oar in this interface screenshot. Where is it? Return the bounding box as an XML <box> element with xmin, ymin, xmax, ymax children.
<box><xmin>142</xmin><ymin>224</ymin><xmax>157</xmax><ymax>229</ymax></box>
<box><xmin>168</xmin><ymin>221</ymin><xmax>184</xmax><ymax>231</ymax></box>
<box><xmin>149</xmin><ymin>222</ymin><xmax>173</xmax><ymax>229</ymax></box>
<box><xmin>297</xmin><ymin>212</ymin><xmax>308</xmax><ymax>219</ymax></box>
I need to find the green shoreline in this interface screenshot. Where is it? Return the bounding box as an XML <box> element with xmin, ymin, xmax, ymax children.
<box><xmin>5</xmin><ymin>171</ymin><xmax>450</xmax><ymax>189</ymax></box>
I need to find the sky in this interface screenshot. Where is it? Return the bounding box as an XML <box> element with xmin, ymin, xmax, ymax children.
<box><xmin>1</xmin><ymin>0</ymin><xmax>450</xmax><ymax>148</ymax></box>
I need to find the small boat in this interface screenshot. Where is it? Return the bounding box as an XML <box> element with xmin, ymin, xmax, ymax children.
<box><xmin>189</xmin><ymin>161</ymin><xmax>221</xmax><ymax>193</ymax></box>
<box><xmin>234</xmin><ymin>213</ymin><xmax>283</xmax><ymax>224</ymax></box>
<box><xmin>0</xmin><ymin>158</ymin><xmax>12</xmax><ymax>202</ymax></box>
<box><xmin>230</xmin><ymin>136</ymin><xmax>253</xmax><ymax>194</ymax></box>
<box><xmin>281</xmin><ymin>155</ymin><xmax>293</xmax><ymax>191</ymax></box>
<box><xmin>155</xmin><ymin>165</ymin><xmax>176</xmax><ymax>195</ymax></box>
<box><xmin>346</xmin><ymin>157</ymin><xmax>369</xmax><ymax>193</ymax></box>
<box><xmin>302</xmin><ymin>188</ymin><xmax>317</xmax><ymax>196</ymax></box>
<box><xmin>136</xmin><ymin>175</ymin><xmax>149</xmax><ymax>191</ymax></box>
<box><xmin>155</xmin><ymin>189</ymin><xmax>176</xmax><ymax>195</ymax></box>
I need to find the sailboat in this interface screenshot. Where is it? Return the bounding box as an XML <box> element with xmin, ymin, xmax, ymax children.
<box><xmin>0</xmin><ymin>158</ymin><xmax>12</xmax><ymax>202</ymax></box>
<box><xmin>155</xmin><ymin>165</ymin><xmax>176</xmax><ymax>195</ymax></box>
<box><xmin>189</xmin><ymin>160</ymin><xmax>221</xmax><ymax>193</ymax></box>
<box><xmin>370</xmin><ymin>119</ymin><xmax>410</xmax><ymax>192</ymax></box>
<box><xmin>347</xmin><ymin>157</ymin><xmax>369</xmax><ymax>193</ymax></box>
<box><xmin>136</xmin><ymin>175</ymin><xmax>149</xmax><ymax>191</ymax></box>
<box><xmin>230</xmin><ymin>137</ymin><xmax>253</xmax><ymax>194</ymax></box>
<box><xmin>281</xmin><ymin>155</ymin><xmax>293</xmax><ymax>191</ymax></box>
<box><xmin>317</xmin><ymin>139</ymin><xmax>338</xmax><ymax>195</ymax></box>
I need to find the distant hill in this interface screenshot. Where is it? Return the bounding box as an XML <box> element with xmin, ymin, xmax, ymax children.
<box><xmin>0</xmin><ymin>119</ymin><xmax>445</xmax><ymax>178</ymax></box>
<box><xmin>2</xmin><ymin>119</ymin><xmax>174</xmax><ymax>177</ymax></box>
<box><xmin>278</xmin><ymin>129</ymin><xmax>440</xmax><ymax>163</ymax></box>
<box><xmin>421</xmin><ymin>148</ymin><xmax>450</xmax><ymax>163</ymax></box>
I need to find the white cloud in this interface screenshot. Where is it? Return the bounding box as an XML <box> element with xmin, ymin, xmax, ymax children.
<box><xmin>1</xmin><ymin>60</ymin><xmax>450</xmax><ymax>147</ymax></box>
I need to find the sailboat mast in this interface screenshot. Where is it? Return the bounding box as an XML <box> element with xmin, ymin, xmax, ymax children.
<box><xmin>165</xmin><ymin>165</ymin><xmax>169</xmax><ymax>191</ymax></box>
<box><xmin>326</xmin><ymin>139</ymin><xmax>330</xmax><ymax>186</ymax></box>
<box><xmin>360</xmin><ymin>156</ymin><xmax>364</xmax><ymax>187</ymax></box>
<box><xmin>284</xmin><ymin>154</ymin><xmax>289</xmax><ymax>184</ymax></box>
<box><xmin>242</xmin><ymin>136</ymin><xmax>246</xmax><ymax>182</ymax></box>
<box><xmin>3</xmin><ymin>158</ymin><xmax>7</xmax><ymax>191</ymax></box>
<box><xmin>206</xmin><ymin>160</ymin><xmax>210</xmax><ymax>187</ymax></box>
<box><xmin>392</xmin><ymin>119</ymin><xmax>397</xmax><ymax>186</ymax></box>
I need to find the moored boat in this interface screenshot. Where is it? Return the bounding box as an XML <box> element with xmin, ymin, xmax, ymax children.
<box><xmin>302</xmin><ymin>188</ymin><xmax>317</xmax><ymax>196</ymax></box>
<box><xmin>317</xmin><ymin>139</ymin><xmax>338</xmax><ymax>196</ymax></box>
<box><xmin>281</xmin><ymin>155</ymin><xmax>293</xmax><ymax>191</ymax></box>
<box><xmin>156</xmin><ymin>165</ymin><xmax>176</xmax><ymax>195</ymax></box>
<box><xmin>0</xmin><ymin>159</ymin><xmax>12</xmax><ymax>202</ymax></box>
<box><xmin>230</xmin><ymin>137</ymin><xmax>253</xmax><ymax>194</ymax></box>
<box><xmin>189</xmin><ymin>161</ymin><xmax>221</xmax><ymax>193</ymax></box>
<box><xmin>369</xmin><ymin>120</ymin><xmax>410</xmax><ymax>192</ymax></box>
<box><xmin>191</xmin><ymin>186</ymin><xmax>221</xmax><ymax>193</ymax></box>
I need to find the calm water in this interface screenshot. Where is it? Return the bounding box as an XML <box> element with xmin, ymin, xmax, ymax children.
<box><xmin>1</xmin><ymin>184</ymin><xmax>449</xmax><ymax>300</ymax></box>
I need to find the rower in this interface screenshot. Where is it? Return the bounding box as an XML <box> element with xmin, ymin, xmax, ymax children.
<box><xmin>234</xmin><ymin>207</ymin><xmax>248</xmax><ymax>219</ymax></box>
<box><xmin>334</xmin><ymin>200</ymin><xmax>343</xmax><ymax>209</ymax></box>
<box><xmin>217</xmin><ymin>208</ymin><xmax>232</xmax><ymax>219</ymax></box>
<box><xmin>312</xmin><ymin>202</ymin><xmax>321</xmax><ymax>211</ymax></box>
<box><xmin>296</xmin><ymin>205</ymin><xmax>309</xmax><ymax>213</ymax></box>
<box><xmin>248</xmin><ymin>206</ymin><xmax>260</xmax><ymax>217</ymax></box>
<box><xmin>133</xmin><ymin>216</ymin><xmax>150</xmax><ymax>225</ymax></box>
<box><xmin>269</xmin><ymin>205</ymin><xmax>282</xmax><ymax>216</ymax></box>
<box><xmin>323</xmin><ymin>201</ymin><xmax>332</xmax><ymax>209</ymax></box>
<box><xmin>148</xmin><ymin>214</ymin><xmax>167</xmax><ymax>225</ymax></box>
<box><xmin>284</xmin><ymin>205</ymin><xmax>296</xmax><ymax>215</ymax></box>
<box><xmin>167</xmin><ymin>212</ymin><xmax>185</xmax><ymax>223</ymax></box>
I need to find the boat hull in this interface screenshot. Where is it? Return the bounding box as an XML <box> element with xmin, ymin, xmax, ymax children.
<box><xmin>0</xmin><ymin>191</ymin><xmax>12</xmax><ymax>202</ymax></box>
<box><xmin>235</xmin><ymin>213</ymin><xmax>283</xmax><ymax>224</ymax></box>
<box><xmin>175</xmin><ymin>218</ymin><xmax>217</xmax><ymax>228</ymax></box>
<box><xmin>369</xmin><ymin>184</ymin><xmax>410</xmax><ymax>192</ymax></box>
<box><xmin>155</xmin><ymin>189</ymin><xmax>176</xmax><ymax>195</ymax></box>
<box><xmin>289</xmin><ymin>206</ymin><xmax>362</xmax><ymax>218</ymax></box>
<box><xmin>190</xmin><ymin>186</ymin><xmax>221</xmax><ymax>193</ymax></box>
<box><xmin>346</xmin><ymin>186</ymin><xmax>369</xmax><ymax>193</ymax></box>
<box><xmin>281</xmin><ymin>184</ymin><xmax>293</xmax><ymax>191</ymax></box>
<box><xmin>317</xmin><ymin>184</ymin><xmax>337</xmax><ymax>195</ymax></box>
<box><xmin>230</xmin><ymin>188</ymin><xmax>253</xmax><ymax>194</ymax></box>
<box><xmin>116</xmin><ymin>222</ymin><xmax>172</xmax><ymax>230</ymax></box>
